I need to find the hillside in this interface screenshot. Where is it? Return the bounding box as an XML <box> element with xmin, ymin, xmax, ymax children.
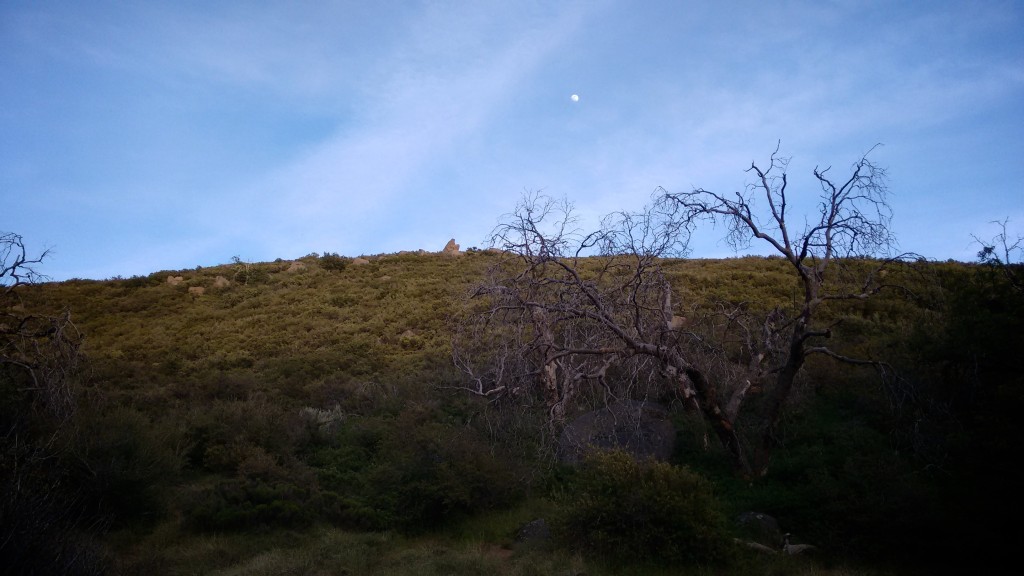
<box><xmin>33</xmin><ymin>251</ymin><xmax>481</xmax><ymax>406</ymax></box>
<box><xmin>5</xmin><ymin>251</ymin><xmax>1022</xmax><ymax>575</ymax></box>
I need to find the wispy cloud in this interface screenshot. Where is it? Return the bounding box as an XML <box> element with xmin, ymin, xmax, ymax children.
<box><xmin>209</xmin><ymin>1</ymin><xmax>597</xmax><ymax>257</ymax></box>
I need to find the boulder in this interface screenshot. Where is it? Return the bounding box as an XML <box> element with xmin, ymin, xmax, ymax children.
<box><xmin>213</xmin><ymin>275</ymin><xmax>231</xmax><ymax>288</ymax></box>
<box><xmin>285</xmin><ymin>261</ymin><xmax>306</xmax><ymax>273</ymax></box>
<box><xmin>516</xmin><ymin>518</ymin><xmax>551</xmax><ymax>543</ymax></box>
<box><xmin>735</xmin><ymin>511</ymin><xmax>784</xmax><ymax>550</ymax></box>
<box><xmin>166</xmin><ymin>275</ymin><xmax>184</xmax><ymax>286</ymax></box>
<box><xmin>442</xmin><ymin>238</ymin><xmax>461</xmax><ymax>255</ymax></box>
<box><xmin>557</xmin><ymin>400</ymin><xmax>676</xmax><ymax>465</ymax></box>
<box><xmin>352</xmin><ymin>257</ymin><xmax>370</xmax><ymax>266</ymax></box>
<box><xmin>188</xmin><ymin>286</ymin><xmax>205</xmax><ymax>298</ymax></box>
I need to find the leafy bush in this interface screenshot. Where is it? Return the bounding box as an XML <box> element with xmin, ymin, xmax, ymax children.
<box><xmin>72</xmin><ymin>406</ymin><xmax>185</xmax><ymax>527</ymax></box>
<box><xmin>319</xmin><ymin>252</ymin><xmax>350</xmax><ymax>271</ymax></box>
<box><xmin>551</xmin><ymin>451</ymin><xmax>729</xmax><ymax>565</ymax></box>
<box><xmin>184</xmin><ymin>398</ymin><xmax>304</xmax><ymax>471</ymax></box>
<box><xmin>183</xmin><ymin>477</ymin><xmax>319</xmax><ymax>531</ymax></box>
<box><xmin>313</xmin><ymin>416</ymin><xmax>522</xmax><ymax>533</ymax></box>
<box><xmin>377</xmin><ymin>425</ymin><xmax>520</xmax><ymax>531</ymax></box>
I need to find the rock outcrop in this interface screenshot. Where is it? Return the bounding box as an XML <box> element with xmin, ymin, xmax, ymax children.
<box><xmin>732</xmin><ymin>512</ymin><xmax>818</xmax><ymax>555</ymax></box>
<box><xmin>516</xmin><ymin>518</ymin><xmax>552</xmax><ymax>543</ymax></box>
<box><xmin>442</xmin><ymin>238</ymin><xmax>461</xmax><ymax>256</ymax></box>
<box><xmin>735</xmin><ymin>511</ymin><xmax>784</xmax><ymax>550</ymax></box>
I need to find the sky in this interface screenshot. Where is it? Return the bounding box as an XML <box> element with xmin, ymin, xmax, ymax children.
<box><xmin>3</xmin><ymin>0</ymin><xmax>1022</xmax><ymax>281</ymax></box>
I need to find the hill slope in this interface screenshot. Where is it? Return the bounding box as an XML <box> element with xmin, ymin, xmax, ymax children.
<box><xmin>7</xmin><ymin>252</ymin><xmax>1022</xmax><ymax>575</ymax></box>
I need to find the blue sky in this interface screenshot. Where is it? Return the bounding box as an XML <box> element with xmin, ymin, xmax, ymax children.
<box><xmin>3</xmin><ymin>0</ymin><xmax>1022</xmax><ymax>281</ymax></box>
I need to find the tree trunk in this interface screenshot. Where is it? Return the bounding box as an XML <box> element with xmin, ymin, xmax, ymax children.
<box><xmin>754</xmin><ymin>332</ymin><xmax>806</xmax><ymax>476</ymax></box>
<box><xmin>685</xmin><ymin>367</ymin><xmax>752</xmax><ymax>477</ymax></box>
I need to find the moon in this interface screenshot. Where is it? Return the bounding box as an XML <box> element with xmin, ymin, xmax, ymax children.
<box><xmin>570</xmin><ymin>94</ymin><xmax>579</xmax><ymax>102</ymax></box>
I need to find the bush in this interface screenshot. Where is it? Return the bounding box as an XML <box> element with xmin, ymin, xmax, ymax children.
<box><xmin>312</xmin><ymin>417</ymin><xmax>522</xmax><ymax>532</ymax></box>
<box><xmin>371</xmin><ymin>425</ymin><xmax>520</xmax><ymax>532</ymax></box>
<box><xmin>319</xmin><ymin>252</ymin><xmax>350</xmax><ymax>271</ymax></box>
<box><xmin>551</xmin><ymin>451</ymin><xmax>729</xmax><ymax>565</ymax></box>
<box><xmin>72</xmin><ymin>406</ymin><xmax>185</xmax><ymax>527</ymax></box>
<box><xmin>183</xmin><ymin>477</ymin><xmax>319</xmax><ymax>531</ymax></box>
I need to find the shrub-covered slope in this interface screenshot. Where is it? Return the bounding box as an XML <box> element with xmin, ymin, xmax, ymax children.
<box><xmin>8</xmin><ymin>252</ymin><xmax>1021</xmax><ymax>575</ymax></box>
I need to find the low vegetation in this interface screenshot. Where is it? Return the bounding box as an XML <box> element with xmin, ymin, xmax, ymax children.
<box><xmin>2</xmin><ymin>240</ymin><xmax>1020</xmax><ymax>575</ymax></box>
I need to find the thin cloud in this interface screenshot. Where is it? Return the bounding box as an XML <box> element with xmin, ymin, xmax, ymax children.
<box><xmin>214</xmin><ymin>2</ymin><xmax>595</xmax><ymax>258</ymax></box>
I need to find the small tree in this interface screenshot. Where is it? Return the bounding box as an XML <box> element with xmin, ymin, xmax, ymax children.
<box><xmin>972</xmin><ymin>218</ymin><xmax>1022</xmax><ymax>292</ymax></box>
<box><xmin>455</xmin><ymin>146</ymin><xmax>911</xmax><ymax>477</ymax></box>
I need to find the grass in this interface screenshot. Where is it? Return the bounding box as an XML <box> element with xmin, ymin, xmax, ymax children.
<box><xmin>109</xmin><ymin>517</ymin><xmax>899</xmax><ymax>576</ymax></box>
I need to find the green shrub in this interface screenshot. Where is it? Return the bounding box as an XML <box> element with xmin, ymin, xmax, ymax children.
<box><xmin>183</xmin><ymin>478</ymin><xmax>318</xmax><ymax>531</ymax></box>
<box><xmin>72</xmin><ymin>406</ymin><xmax>185</xmax><ymax>527</ymax></box>
<box><xmin>374</xmin><ymin>425</ymin><xmax>521</xmax><ymax>532</ymax></box>
<box><xmin>119</xmin><ymin>274</ymin><xmax>157</xmax><ymax>290</ymax></box>
<box><xmin>319</xmin><ymin>252</ymin><xmax>350</xmax><ymax>271</ymax></box>
<box><xmin>184</xmin><ymin>398</ymin><xmax>302</xmax><ymax>472</ymax></box>
<box><xmin>551</xmin><ymin>450</ymin><xmax>729</xmax><ymax>565</ymax></box>
<box><xmin>312</xmin><ymin>416</ymin><xmax>522</xmax><ymax>533</ymax></box>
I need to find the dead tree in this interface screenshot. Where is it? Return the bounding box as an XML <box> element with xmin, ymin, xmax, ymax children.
<box><xmin>972</xmin><ymin>218</ymin><xmax>1022</xmax><ymax>292</ymax></box>
<box><xmin>455</xmin><ymin>146</ymin><xmax>910</xmax><ymax>477</ymax></box>
<box><xmin>452</xmin><ymin>192</ymin><xmax>749</xmax><ymax>467</ymax></box>
<box><xmin>2</xmin><ymin>232</ymin><xmax>82</xmax><ymax>423</ymax></box>
<box><xmin>658</xmin><ymin>144</ymin><xmax>911</xmax><ymax>473</ymax></box>
<box><xmin>452</xmin><ymin>194</ymin><xmax>611</xmax><ymax>427</ymax></box>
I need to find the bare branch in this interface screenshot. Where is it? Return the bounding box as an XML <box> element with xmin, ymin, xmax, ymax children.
<box><xmin>2</xmin><ymin>232</ymin><xmax>52</xmax><ymax>297</ymax></box>
<box><xmin>456</xmin><ymin>145</ymin><xmax>908</xmax><ymax>478</ymax></box>
<box><xmin>972</xmin><ymin>218</ymin><xmax>1023</xmax><ymax>291</ymax></box>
